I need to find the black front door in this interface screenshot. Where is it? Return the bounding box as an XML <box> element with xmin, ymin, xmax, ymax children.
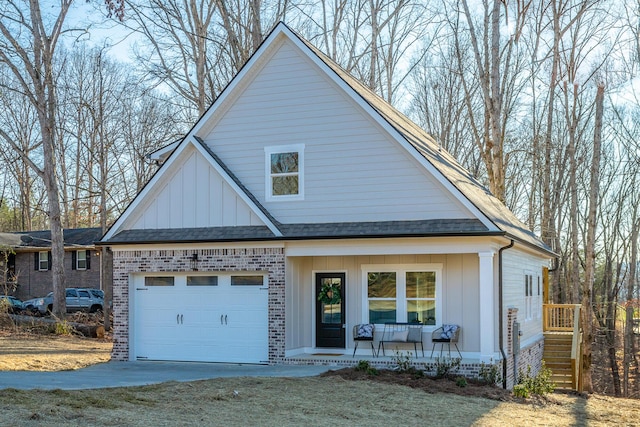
<box><xmin>315</xmin><ymin>273</ymin><xmax>346</xmax><ymax>348</ymax></box>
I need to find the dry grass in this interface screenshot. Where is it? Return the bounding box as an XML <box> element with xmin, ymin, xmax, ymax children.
<box><xmin>0</xmin><ymin>377</ymin><xmax>639</xmax><ymax>426</ymax></box>
<box><xmin>0</xmin><ymin>329</ymin><xmax>639</xmax><ymax>426</ymax></box>
<box><xmin>0</xmin><ymin>329</ymin><xmax>112</xmax><ymax>371</ymax></box>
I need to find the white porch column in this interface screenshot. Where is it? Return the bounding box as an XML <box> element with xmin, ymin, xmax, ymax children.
<box><xmin>478</xmin><ymin>251</ymin><xmax>496</xmax><ymax>362</ymax></box>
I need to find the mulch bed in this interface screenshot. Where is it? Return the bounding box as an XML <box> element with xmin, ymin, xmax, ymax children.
<box><xmin>321</xmin><ymin>367</ymin><xmax>515</xmax><ymax>401</ymax></box>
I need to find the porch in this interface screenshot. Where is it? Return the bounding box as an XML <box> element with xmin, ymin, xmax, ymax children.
<box><xmin>282</xmin><ymin>351</ymin><xmax>487</xmax><ymax>378</ymax></box>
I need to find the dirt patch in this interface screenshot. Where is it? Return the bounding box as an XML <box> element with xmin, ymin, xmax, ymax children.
<box><xmin>0</xmin><ymin>329</ymin><xmax>112</xmax><ymax>371</ymax></box>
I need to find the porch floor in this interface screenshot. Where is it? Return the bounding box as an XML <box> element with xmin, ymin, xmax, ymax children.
<box><xmin>283</xmin><ymin>351</ymin><xmax>483</xmax><ymax>370</ymax></box>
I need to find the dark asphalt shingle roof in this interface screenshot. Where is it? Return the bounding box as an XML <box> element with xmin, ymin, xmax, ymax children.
<box><xmin>2</xmin><ymin>228</ymin><xmax>103</xmax><ymax>249</ymax></box>
<box><xmin>104</xmin><ymin>219</ymin><xmax>492</xmax><ymax>244</ymax></box>
<box><xmin>106</xmin><ymin>226</ymin><xmax>276</xmax><ymax>244</ymax></box>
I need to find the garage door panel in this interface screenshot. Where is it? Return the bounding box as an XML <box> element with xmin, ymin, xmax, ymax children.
<box><xmin>134</xmin><ymin>274</ymin><xmax>268</xmax><ymax>364</ymax></box>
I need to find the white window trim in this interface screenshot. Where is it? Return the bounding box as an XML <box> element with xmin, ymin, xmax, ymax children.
<box><xmin>524</xmin><ymin>271</ymin><xmax>533</xmax><ymax>321</ymax></box>
<box><xmin>38</xmin><ymin>251</ymin><xmax>48</xmax><ymax>271</ymax></box>
<box><xmin>264</xmin><ymin>144</ymin><xmax>304</xmax><ymax>202</ymax></box>
<box><xmin>361</xmin><ymin>263</ymin><xmax>442</xmax><ymax>328</ymax></box>
<box><xmin>535</xmin><ymin>273</ymin><xmax>542</xmax><ymax>320</ymax></box>
<box><xmin>76</xmin><ymin>250</ymin><xmax>87</xmax><ymax>270</ymax></box>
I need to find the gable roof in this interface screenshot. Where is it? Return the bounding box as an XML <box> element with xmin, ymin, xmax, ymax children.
<box><xmin>102</xmin><ymin>22</ymin><xmax>551</xmax><ymax>256</ymax></box>
<box><xmin>282</xmin><ymin>26</ymin><xmax>549</xmax><ymax>254</ymax></box>
<box><xmin>101</xmin><ymin>136</ymin><xmax>283</xmax><ymax>241</ymax></box>
<box><xmin>1</xmin><ymin>228</ymin><xmax>102</xmax><ymax>250</ymax></box>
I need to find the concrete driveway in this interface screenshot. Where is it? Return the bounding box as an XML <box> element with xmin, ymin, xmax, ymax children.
<box><xmin>0</xmin><ymin>361</ymin><xmax>332</xmax><ymax>390</ymax></box>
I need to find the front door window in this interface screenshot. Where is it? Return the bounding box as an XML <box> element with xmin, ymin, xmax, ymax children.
<box><xmin>315</xmin><ymin>273</ymin><xmax>345</xmax><ymax>348</ymax></box>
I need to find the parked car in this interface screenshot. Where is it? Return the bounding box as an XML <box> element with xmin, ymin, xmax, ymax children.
<box><xmin>31</xmin><ymin>288</ymin><xmax>104</xmax><ymax>315</ymax></box>
<box><xmin>87</xmin><ymin>288</ymin><xmax>104</xmax><ymax>299</ymax></box>
<box><xmin>0</xmin><ymin>295</ymin><xmax>24</xmax><ymax>314</ymax></box>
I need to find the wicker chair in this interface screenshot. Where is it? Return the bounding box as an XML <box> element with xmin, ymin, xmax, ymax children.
<box><xmin>353</xmin><ymin>324</ymin><xmax>376</xmax><ymax>357</ymax></box>
<box><xmin>430</xmin><ymin>325</ymin><xmax>461</xmax><ymax>358</ymax></box>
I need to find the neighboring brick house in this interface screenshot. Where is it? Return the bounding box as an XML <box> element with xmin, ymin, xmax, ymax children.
<box><xmin>100</xmin><ymin>23</ymin><xmax>553</xmax><ymax>389</ymax></box>
<box><xmin>0</xmin><ymin>228</ymin><xmax>102</xmax><ymax>300</ymax></box>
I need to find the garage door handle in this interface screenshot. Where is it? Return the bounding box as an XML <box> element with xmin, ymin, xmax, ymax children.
<box><xmin>225</xmin><ymin>315</ymin><xmax>228</xmax><ymax>325</ymax></box>
<box><xmin>180</xmin><ymin>314</ymin><xmax>184</xmax><ymax>324</ymax></box>
<box><xmin>177</xmin><ymin>314</ymin><xmax>180</xmax><ymax>324</ymax></box>
<box><xmin>221</xmin><ymin>315</ymin><xmax>224</xmax><ymax>325</ymax></box>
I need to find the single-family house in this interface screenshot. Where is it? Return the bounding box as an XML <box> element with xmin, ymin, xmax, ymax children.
<box><xmin>100</xmin><ymin>23</ymin><xmax>554</xmax><ymax>388</ymax></box>
<box><xmin>0</xmin><ymin>228</ymin><xmax>102</xmax><ymax>300</ymax></box>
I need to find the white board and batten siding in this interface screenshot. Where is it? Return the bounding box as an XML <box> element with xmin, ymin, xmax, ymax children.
<box><xmin>126</xmin><ymin>146</ymin><xmax>265</xmax><ymax>230</ymax></box>
<box><xmin>200</xmin><ymin>39</ymin><xmax>475</xmax><ymax>225</ymax></box>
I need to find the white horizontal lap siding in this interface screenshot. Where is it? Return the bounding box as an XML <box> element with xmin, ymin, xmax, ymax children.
<box><xmin>203</xmin><ymin>40</ymin><xmax>471</xmax><ymax>224</ymax></box>
<box><xmin>502</xmin><ymin>249</ymin><xmax>544</xmax><ymax>341</ymax></box>
<box><xmin>129</xmin><ymin>147</ymin><xmax>265</xmax><ymax>230</ymax></box>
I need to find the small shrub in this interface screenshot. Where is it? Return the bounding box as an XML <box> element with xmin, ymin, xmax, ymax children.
<box><xmin>514</xmin><ymin>362</ymin><xmax>555</xmax><ymax>398</ymax></box>
<box><xmin>479</xmin><ymin>360</ymin><xmax>502</xmax><ymax>386</ymax></box>
<box><xmin>355</xmin><ymin>360</ymin><xmax>370</xmax><ymax>371</ymax></box>
<box><xmin>391</xmin><ymin>351</ymin><xmax>413</xmax><ymax>372</ymax></box>
<box><xmin>513</xmin><ymin>383</ymin><xmax>530</xmax><ymax>398</ymax></box>
<box><xmin>354</xmin><ymin>360</ymin><xmax>379</xmax><ymax>375</ymax></box>
<box><xmin>433</xmin><ymin>356</ymin><xmax>461</xmax><ymax>379</ymax></box>
<box><xmin>455</xmin><ymin>376</ymin><xmax>468</xmax><ymax>388</ymax></box>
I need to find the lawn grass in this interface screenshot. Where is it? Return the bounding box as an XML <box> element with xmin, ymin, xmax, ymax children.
<box><xmin>0</xmin><ymin>377</ymin><xmax>638</xmax><ymax>426</ymax></box>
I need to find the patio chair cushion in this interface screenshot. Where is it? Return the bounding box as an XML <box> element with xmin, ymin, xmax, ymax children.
<box><xmin>440</xmin><ymin>324</ymin><xmax>459</xmax><ymax>340</ymax></box>
<box><xmin>407</xmin><ymin>326</ymin><xmax>422</xmax><ymax>342</ymax></box>
<box><xmin>391</xmin><ymin>330</ymin><xmax>409</xmax><ymax>342</ymax></box>
<box><xmin>356</xmin><ymin>324</ymin><xmax>374</xmax><ymax>339</ymax></box>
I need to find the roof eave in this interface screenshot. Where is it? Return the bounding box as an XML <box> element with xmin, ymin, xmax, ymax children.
<box><xmin>98</xmin><ymin>230</ymin><xmax>506</xmax><ymax>246</ymax></box>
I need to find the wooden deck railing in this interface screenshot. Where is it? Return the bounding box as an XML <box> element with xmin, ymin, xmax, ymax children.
<box><xmin>543</xmin><ymin>303</ymin><xmax>583</xmax><ymax>391</ymax></box>
<box><xmin>543</xmin><ymin>303</ymin><xmax>581</xmax><ymax>332</ymax></box>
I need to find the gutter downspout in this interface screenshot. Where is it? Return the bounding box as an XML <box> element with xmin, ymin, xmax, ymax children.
<box><xmin>499</xmin><ymin>239</ymin><xmax>515</xmax><ymax>389</ymax></box>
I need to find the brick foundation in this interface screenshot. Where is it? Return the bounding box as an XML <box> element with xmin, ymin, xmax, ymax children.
<box><xmin>503</xmin><ymin>308</ymin><xmax>544</xmax><ymax>389</ymax></box>
<box><xmin>111</xmin><ymin>247</ymin><xmax>285</xmax><ymax>363</ymax></box>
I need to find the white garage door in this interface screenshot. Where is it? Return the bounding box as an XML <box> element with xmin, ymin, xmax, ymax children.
<box><xmin>134</xmin><ymin>273</ymin><xmax>269</xmax><ymax>364</ymax></box>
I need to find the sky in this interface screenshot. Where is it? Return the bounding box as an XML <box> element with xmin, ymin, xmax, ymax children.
<box><xmin>62</xmin><ymin>1</ymin><xmax>137</xmax><ymax>63</ymax></box>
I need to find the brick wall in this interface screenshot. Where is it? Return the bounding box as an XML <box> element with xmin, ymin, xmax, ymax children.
<box><xmin>11</xmin><ymin>250</ymin><xmax>101</xmax><ymax>300</ymax></box>
<box><xmin>111</xmin><ymin>247</ymin><xmax>285</xmax><ymax>363</ymax></box>
<box><xmin>504</xmin><ymin>307</ymin><xmax>544</xmax><ymax>389</ymax></box>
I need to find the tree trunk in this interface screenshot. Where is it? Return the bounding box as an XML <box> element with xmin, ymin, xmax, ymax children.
<box><xmin>582</xmin><ymin>83</ymin><xmax>605</xmax><ymax>393</ymax></box>
<box><xmin>624</xmin><ymin>215</ymin><xmax>638</xmax><ymax>396</ymax></box>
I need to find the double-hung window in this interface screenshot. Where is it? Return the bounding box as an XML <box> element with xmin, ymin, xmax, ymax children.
<box><xmin>76</xmin><ymin>250</ymin><xmax>87</xmax><ymax>270</ymax></box>
<box><xmin>364</xmin><ymin>264</ymin><xmax>441</xmax><ymax>326</ymax></box>
<box><xmin>38</xmin><ymin>251</ymin><xmax>49</xmax><ymax>271</ymax></box>
<box><xmin>265</xmin><ymin>144</ymin><xmax>304</xmax><ymax>201</ymax></box>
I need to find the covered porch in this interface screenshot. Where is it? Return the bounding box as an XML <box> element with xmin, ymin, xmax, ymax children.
<box><xmin>283</xmin><ymin>237</ymin><xmax>503</xmax><ymax>365</ymax></box>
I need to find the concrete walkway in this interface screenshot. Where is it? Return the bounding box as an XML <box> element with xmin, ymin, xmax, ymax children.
<box><xmin>0</xmin><ymin>361</ymin><xmax>333</xmax><ymax>390</ymax></box>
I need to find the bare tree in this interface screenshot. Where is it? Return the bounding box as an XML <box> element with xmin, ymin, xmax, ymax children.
<box><xmin>0</xmin><ymin>0</ymin><xmax>75</xmax><ymax>315</ymax></box>
<box><xmin>127</xmin><ymin>0</ymin><xmax>291</xmax><ymax>119</ymax></box>
<box><xmin>581</xmin><ymin>83</ymin><xmax>605</xmax><ymax>393</ymax></box>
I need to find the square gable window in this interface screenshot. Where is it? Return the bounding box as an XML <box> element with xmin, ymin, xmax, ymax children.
<box><xmin>265</xmin><ymin>144</ymin><xmax>304</xmax><ymax>201</ymax></box>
